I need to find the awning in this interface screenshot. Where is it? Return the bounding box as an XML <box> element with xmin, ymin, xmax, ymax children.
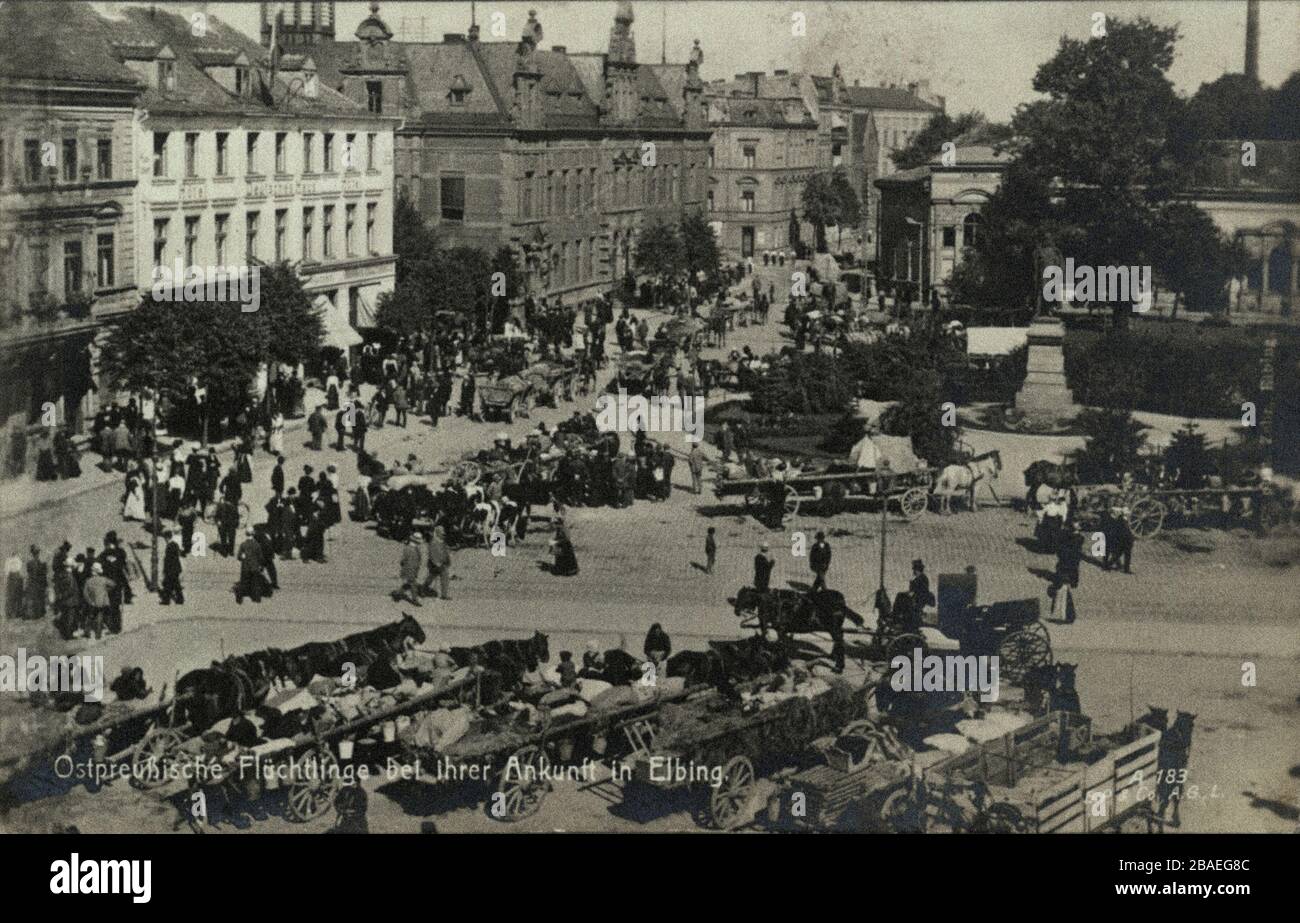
<box><xmin>315</xmin><ymin>294</ymin><xmax>364</xmax><ymax>350</ymax></box>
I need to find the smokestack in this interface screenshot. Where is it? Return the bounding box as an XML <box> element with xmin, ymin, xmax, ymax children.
<box><xmin>1245</xmin><ymin>0</ymin><xmax>1260</xmax><ymax>81</ymax></box>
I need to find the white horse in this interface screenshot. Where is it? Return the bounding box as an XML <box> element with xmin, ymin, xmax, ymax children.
<box><xmin>934</xmin><ymin>451</ymin><xmax>1002</xmax><ymax>514</ymax></box>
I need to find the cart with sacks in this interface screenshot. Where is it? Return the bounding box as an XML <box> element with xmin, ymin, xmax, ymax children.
<box><xmin>478</xmin><ymin>374</ymin><xmax>534</xmax><ymax>423</ymax></box>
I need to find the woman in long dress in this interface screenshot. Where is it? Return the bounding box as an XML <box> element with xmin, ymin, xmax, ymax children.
<box><xmin>268</xmin><ymin>412</ymin><xmax>285</xmax><ymax>456</ymax></box>
<box><xmin>122</xmin><ymin>475</ymin><xmax>146</xmax><ymax>521</ymax></box>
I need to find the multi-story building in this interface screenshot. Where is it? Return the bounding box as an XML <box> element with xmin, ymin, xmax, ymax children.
<box><xmin>0</xmin><ymin>1</ymin><xmax>142</xmax><ymax>477</ymax></box>
<box><xmin>294</xmin><ymin>1</ymin><xmax>711</xmax><ymax>307</ymax></box>
<box><xmin>106</xmin><ymin>6</ymin><xmax>399</xmax><ymax>334</ymax></box>
<box><xmin>703</xmin><ymin>72</ymin><xmax>821</xmax><ymax>259</ymax></box>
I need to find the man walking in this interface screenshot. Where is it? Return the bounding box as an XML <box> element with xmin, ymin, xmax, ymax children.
<box><xmin>82</xmin><ymin>563</ymin><xmax>113</xmax><ymax>640</ymax></box>
<box><xmin>160</xmin><ymin>530</ymin><xmax>185</xmax><ymax>605</ymax></box>
<box><xmin>307</xmin><ymin>405</ymin><xmax>327</xmax><ymax>451</ymax></box>
<box><xmin>421</xmin><ymin>527</ymin><xmax>452</xmax><ymax>600</ymax></box>
<box><xmin>235</xmin><ymin>527</ymin><xmax>264</xmax><ymax>604</ymax></box>
<box><xmin>395</xmin><ymin>535</ymin><xmax>423</xmax><ymax>606</ymax></box>
<box><xmin>704</xmin><ymin>527</ymin><xmax>717</xmax><ymax>574</ymax></box>
<box><xmin>687</xmin><ymin>443</ymin><xmax>705</xmax><ymax>495</ymax></box>
<box><xmin>1052</xmin><ymin>527</ymin><xmax>1082</xmax><ymax>624</ymax></box>
<box><xmin>753</xmin><ymin>543</ymin><xmax>775</xmax><ymax>593</ymax></box>
<box><xmin>810</xmin><ymin>531</ymin><xmax>831</xmax><ymax>592</ymax></box>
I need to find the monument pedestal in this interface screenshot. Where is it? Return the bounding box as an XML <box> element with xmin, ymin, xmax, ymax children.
<box><xmin>1013</xmin><ymin>316</ymin><xmax>1079</xmax><ymax>427</ymax></box>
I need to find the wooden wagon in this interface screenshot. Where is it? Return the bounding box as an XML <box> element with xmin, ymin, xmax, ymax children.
<box><xmin>714</xmin><ymin>468</ymin><xmax>934</xmax><ymax>525</ymax></box>
<box><xmin>478</xmin><ymin>375</ymin><xmax>533</xmax><ymax>423</ymax></box>
<box><xmin>623</xmin><ymin>679</ymin><xmax>874</xmax><ymax>830</ymax></box>
<box><xmin>524</xmin><ymin>360</ymin><xmax>576</xmax><ymax>408</ymax></box>
<box><xmin>1076</xmin><ymin>483</ymin><xmax>1291</xmax><ymax>539</ymax></box>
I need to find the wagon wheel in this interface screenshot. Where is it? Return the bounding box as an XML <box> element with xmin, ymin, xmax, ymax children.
<box><xmin>997</xmin><ymin>628</ymin><xmax>1053</xmax><ymax>686</ymax></box>
<box><xmin>451</xmin><ymin>460</ymin><xmax>481</xmax><ymax>485</ymax></box>
<box><xmin>285</xmin><ymin>749</ymin><xmax>340</xmax><ymax>823</ymax></box>
<box><xmin>879</xmin><ymin>786</ymin><xmax>924</xmax><ymax>832</ymax></box>
<box><xmin>1127</xmin><ymin>497</ymin><xmax>1165</xmax><ymax>539</ymax></box>
<box><xmin>897</xmin><ymin>486</ymin><xmax>929</xmax><ymax>521</ymax></box>
<box><xmin>130</xmin><ymin>727</ymin><xmax>186</xmax><ymax>790</ymax></box>
<box><xmin>709</xmin><ymin>755</ymin><xmax>756</xmax><ymax>831</ymax></box>
<box><xmin>885</xmin><ymin>631</ymin><xmax>927</xmax><ymax>664</ymax></box>
<box><xmin>981</xmin><ymin>801</ymin><xmax>1034</xmax><ymax>833</ymax></box>
<box><xmin>493</xmin><ymin>744</ymin><xmax>550</xmax><ymax>822</ymax></box>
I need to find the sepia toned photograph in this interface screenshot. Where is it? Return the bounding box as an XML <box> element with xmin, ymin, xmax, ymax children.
<box><xmin>0</xmin><ymin>0</ymin><xmax>1296</xmax><ymax>860</ymax></box>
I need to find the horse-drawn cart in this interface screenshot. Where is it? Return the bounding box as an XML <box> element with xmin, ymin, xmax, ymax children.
<box><xmin>524</xmin><ymin>360</ymin><xmax>576</xmax><ymax>409</ymax></box>
<box><xmin>478</xmin><ymin>375</ymin><xmax>533</xmax><ymax>423</ymax></box>
<box><xmin>715</xmin><ymin>468</ymin><xmax>933</xmax><ymax>525</ymax></box>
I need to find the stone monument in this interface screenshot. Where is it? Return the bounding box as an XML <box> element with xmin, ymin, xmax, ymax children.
<box><xmin>1012</xmin><ymin>243</ymin><xmax>1080</xmax><ymax>429</ymax></box>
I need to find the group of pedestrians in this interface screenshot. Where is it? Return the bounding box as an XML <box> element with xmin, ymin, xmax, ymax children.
<box><xmin>394</xmin><ymin>526</ymin><xmax>454</xmax><ymax>605</ymax></box>
<box><xmin>4</xmin><ymin>534</ymin><xmax>136</xmax><ymax>639</ymax></box>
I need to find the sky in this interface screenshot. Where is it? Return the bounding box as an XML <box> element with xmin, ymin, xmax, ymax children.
<box><xmin>100</xmin><ymin>1</ymin><xmax>1300</xmax><ymax>121</ymax></box>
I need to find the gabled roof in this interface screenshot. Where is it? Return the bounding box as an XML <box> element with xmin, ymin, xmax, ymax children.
<box><xmin>0</xmin><ymin>1</ymin><xmax>140</xmax><ymax>86</ymax></box>
<box><xmin>844</xmin><ymin>85</ymin><xmax>940</xmax><ymax>112</ymax></box>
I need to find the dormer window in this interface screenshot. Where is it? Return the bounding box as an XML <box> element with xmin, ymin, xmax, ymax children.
<box><xmin>448</xmin><ymin>75</ymin><xmax>470</xmax><ymax>107</ymax></box>
<box><xmin>158</xmin><ymin>60</ymin><xmax>176</xmax><ymax>92</ymax></box>
<box><xmin>235</xmin><ymin>66</ymin><xmax>249</xmax><ymax>97</ymax></box>
<box><xmin>366</xmin><ymin>80</ymin><xmax>383</xmax><ymax>113</ymax></box>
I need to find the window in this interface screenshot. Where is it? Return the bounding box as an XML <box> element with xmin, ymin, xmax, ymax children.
<box><xmin>962</xmin><ymin>212</ymin><xmax>983</xmax><ymax>248</ymax></box>
<box><xmin>272</xmin><ymin>209</ymin><xmax>286</xmax><ymax>260</ymax></box>
<box><xmin>588</xmin><ymin>236</ymin><xmax>596</xmax><ymax>280</ymax></box>
<box><xmin>440</xmin><ymin>176</ymin><xmax>465</xmax><ymax>222</ymax></box>
<box><xmin>152</xmin><ymin>132</ymin><xmax>169</xmax><ymax>178</ymax></box>
<box><xmin>942</xmin><ymin>225</ymin><xmax>956</xmax><ymax>248</ymax></box>
<box><xmin>246</xmin><ymin>131</ymin><xmax>259</xmax><ymax>174</ymax></box>
<box><xmin>323</xmin><ymin>133</ymin><xmax>334</xmax><ymax>171</ymax></box>
<box><xmin>215</xmin><ymin>213</ymin><xmax>229</xmax><ymax>265</ymax></box>
<box><xmin>153</xmin><ymin>218</ymin><xmax>168</xmax><ymax>267</ymax></box>
<box><xmin>275</xmin><ymin>132</ymin><xmax>287</xmax><ymax>174</ymax></box>
<box><xmin>28</xmin><ymin>242</ymin><xmax>49</xmax><ymax>306</ymax></box>
<box><xmin>707</xmin><ymin>189</ymin><xmax>714</xmax><ymax>211</ymax></box>
<box><xmin>302</xmin><ymin>207</ymin><xmax>314</xmax><ymax>260</ymax></box>
<box><xmin>322</xmin><ymin>205</ymin><xmax>334</xmax><ymax>257</ymax></box>
<box><xmin>344</xmin><ymin>204</ymin><xmax>356</xmax><ymax>255</ymax></box>
<box><xmin>184</xmin><ymin>132</ymin><xmax>198</xmax><ymax>177</ymax></box>
<box><xmin>522</xmin><ymin>172</ymin><xmax>533</xmax><ymax>218</ymax></box>
<box><xmin>546</xmin><ymin>171</ymin><xmax>554</xmax><ymax>215</ymax></box>
<box><xmin>366</xmin><ymin>134</ymin><xmax>376</xmax><ymax>171</ymax></box>
<box><xmin>344</xmin><ymin>133</ymin><xmax>356</xmax><ymax>171</ymax></box>
<box><xmin>366</xmin><ymin>203</ymin><xmax>376</xmax><ymax>254</ymax></box>
<box><xmin>741</xmin><ymin>189</ymin><xmax>755</xmax><ymax>213</ymax></box>
<box><xmin>24</xmin><ymin>139</ymin><xmax>42</xmax><ymax>183</ymax></box>
<box><xmin>62</xmin><ymin>139</ymin><xmax>78</xmax><ymax>181</ymax></box>
<box><xmin>96</xmin><ymin>233</ymin><xmax>114</xmax><ymax>288</ymax></box>
<box><xmin>707</xmin><ymin>147</ymin><xmax>714</xmax><ymax>168</ymax></box>
<box><xmin>96</xmin><ymin>139</ymin><xmax>112</xmax><ymax>180</ymax></box>
<box><xmin>742</xmin><ymin>145</ymin><xmax>756</xmax><ymax>169</ymax></box>
<box><xmin>246</xmin><ymin>211</ymin><xmax>259</xmax><ymax>260</ymax></box>
<box><xmin>235</xmin><ymin>66</ymin><xmax>248</xmax><ymax>97</ymax></box>
<box><xmin>63</xmin><ymin>240</ymin><xmax>83</xmax><ymax>294</ymax></box>
<box><xmin>184</xmin><ymin>216</ymin><xmax>199</xmax><ymax>266</ymax></box>
<box><xmin>301</xmin><ymin>132</ymin><xmax>314</xmax><ymax>173</ymax></box>
<box><xmin>215</xmin><ymin>132</ymin><xmax>228</xmax><ymax>176</ymax></box>
<box><xmin>366</xmin><ymin>80</ymin><xmax>383</xmax><ymax>114</ymax></box>
<box><xmin>158</xmin><ymin>59</ymin><xmax>175</xmax><ymax>92</ymax></box>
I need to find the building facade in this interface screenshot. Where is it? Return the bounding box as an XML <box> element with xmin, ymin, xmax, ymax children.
<box><xmin>296</xmin><ymin>2</ymin><xmax>711</xmax><ymax>307</ymax></box>
<box><xmin>0</xmin><ymin>1</ymin><xmax>142</xmax><ymax>477</ymax></box>
<box><xmin>115</xmin><ymin>6</ymin><xmax>399</xmax><ymax>333</ymax></box>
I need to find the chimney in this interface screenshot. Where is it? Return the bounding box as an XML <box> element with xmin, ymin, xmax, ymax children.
<box><xmin>1245</xmin><ymin>0</ymin><xmax>1260</xmax><ymax>81</ymax></box>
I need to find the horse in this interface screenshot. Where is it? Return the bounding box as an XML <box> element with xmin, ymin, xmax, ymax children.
<box><xmin>708</xmin><ymin>635</ymin><xmax>791</xmax><ymax>678</ymax></box>
<box><xmin>448</xmin><ymin>631</ymin><xmax>550</xmax><ymax>701</ymax></box>
<box><xmin>1154</xmin><ymin>711</ymin><xmax>1196</xmax><ymax>828</ymax></box>
<box><xmin>934</xmin><ymin>450</ymin><xmax>1001</xmax><ymax>514</ymax></box>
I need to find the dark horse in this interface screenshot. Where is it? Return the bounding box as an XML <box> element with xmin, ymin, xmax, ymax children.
<box><xmin>176</xmin><ymin>614</ymin><xmax>426</xmax><ymax>730</ymax></box>
<box><xmin>1155</xmin><ymin>711</ymin><xmax>1196</xmax><ymax>828</ymax></box>
<box><xmin>448</xmin><ymin>631</ymin><xmax>550</xmax><ymax>703</ymax></box>
<box><xmin>666</xmin><ymin>635</ymin><xmax>791</xmax><ymax>695</ymax></box>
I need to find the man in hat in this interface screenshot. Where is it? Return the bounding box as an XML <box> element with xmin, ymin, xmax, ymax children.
<box><xmin>422</xmin><ymin>527</ymin><xmax>452</xmax><ymax>600</ymax></box>
<box><xmin>909</xmin><ymin>559</ymin><xmax>935</xmax><ymax>612</ymax></box>
<box><xmin>235</xmin><ymin>527</ymin><xmax>264</xmax><ymax>604</ymax></box>
<box><xmin>687</xmin><ymin>442</ymin><xmax>705</xmax><ymax>495</ymax></box>
<box><xmin>395</xmin><ymin>535</ymin><xmax>423</xmax><ymax>606</ymax></box>
<box><xmin>307</xmin><ymin>404</ymin><xmax>327</xmax><ymax>450</ymax></box>
<box><xmin>810</xmin><ymin>531</ymin><xmax>832</xmax><ymax>592</ymax></box>
<box><xmin>24</xmin><ymin>546</ymin><xmax>48</xmax><ymax>621</ymax></box>
<box><xmin>1052</xmin><ymin>527</ymin><xmax>1082</xmax><ymax>624</ymax></box>
<box><xmin>82</xmin><ymin>562</ymin><xmax>113</xmax><ymax>639</ymax></box>
<box><xmin>160</xmin><ymin>530</ymin><xmax>185</xmax><ymax>605</ymax></box>
<box><xmin>271</xmin><ymin>454</ymin><xmax>286</xmax><ymax>496</ymax></box>
<box><xmin>753</xmin><ymin>544</ymin><xmax>775</xmax><ymax>594</ymax></box>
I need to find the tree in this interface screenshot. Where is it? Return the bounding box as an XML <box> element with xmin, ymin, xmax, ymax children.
<box><xmin>1266</xmin><ymin>72</ymin><xmax>1300</xmax><ymax>140</ymax></box>
<box><xmin>634</xmin><ymin>221</ymin><xmax>685</xmax><ymax>307</ymax></box>
<box><xmin>878</xmin><ymin>369</ymin><xmax>959</xmax><ymax>467</ymax></box>
<box><xmin>256</xmin><ymin>261</ymin><xmax>324</xmax><ymax>367</ymax></box>
<box><xmin>1186</xmin><ymin>73</ymin><xmax>1270</xmax><ymax>141</ymax></box>
<box><xmin>800</xmin><ymin>173</ymin><xmax>838</xmax><ymax>253</ymax></box>
<box><xmin>1164</xmin><ymin>421</ymin><xmax>1212</xmax><ymax>488</ymax></box>
<box><xmin>1151</xmin><ymin>203</ymin><xmax>1243</xmax><ymax>317</ymax></box>
<box><xmin>1070</xmin><ymin>408</ymin><xmax>1148</xmax><ymax>484</ymax></box>
<box><xmin>890</xmin><ymin>111</ymin><xmax>998</xmax><ymax>171</ymax></box>
<box><xmin>829</xmin><ymin>170</ymin><xmax>861</xmax><ymax>250</ymax></box>
<box><xmin>680</xmin><ymin>211</ymin><xmax>721</xmax><ymax>297</ymax></box>
<box><xmin>392</xmin><ymin>192</ymin><xmax>441</xmax><ymax>284</ymax></box>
